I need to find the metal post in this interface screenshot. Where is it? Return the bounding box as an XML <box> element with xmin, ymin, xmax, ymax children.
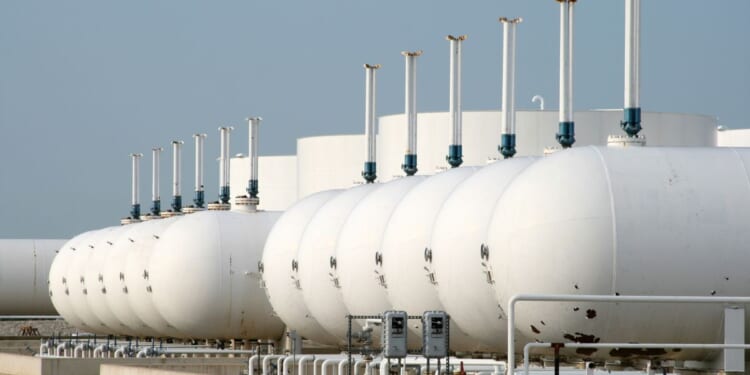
<box><xmin>401</xmin><ymin>50</ymin><xmax>422</xmax><ymax>176</ymax></box>
<box><xmin>551</xmin><ymin>343</ymin><xmax>562</xmax><ymax>375</ymax></box>
<box><xmin>193</xmin><ymin>133</ymin><xmax>207</xmax><ymax>208</ymax></box>
<box><xmin>446</xmin><ymin>35</ymin><xmax>465</xmax><ymax>168</ymax></box>
<box><xmin>171</xmin><ymin>140</ymin><xmax>184</xmax><ymax>211</ymax></box>
<box><xmin>363</xmin><ymin>64</ymin><xmax>380</xmax><ymax>183</ymax></box>
<box><xmin>499</xmin><ymin>18</ymin><xmax>522</xmax><ymax>159</ymax></box>
<box><xmin>348</xmin><ymin>315</ymin><xmax>353</xmax><ymax>375</ymax></box>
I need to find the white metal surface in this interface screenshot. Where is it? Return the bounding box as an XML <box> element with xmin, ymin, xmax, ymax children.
<box><xmin>151</xmin><ymin>148</ymin><xmax>162</xmax><ymax>203</ymax></box>
<box><xmin>625</xmin><ymin>0</ymin><xmax>640</xmax><ymax>109</ymax></box>
<box><xmin>448</xmin><ymin>36</ymin><xmax>464</xmax><ymax>148</ymax></box>
<box><xmin>64</xmin><ymin>228</ymin><xmax>110</xmax><ymax>333</ymax></box>
<box><xmin>49</xmin><ymin>231</ymin><xmax>99</xmax><ymax>328</ymax></box>
<box><xmin>431</xmin><ymin>157</ymin><xmax>537</xmax><ymax>351</ymax></box>
<box><xmin>149</xmin><ymin>210</ymin><xmax>284</xmax><ymax>339</ymax></box>
<box><xmin>261</xmin><ymin>190</ymin><xmax>343</xmax><ymax>343</ymax></box>
<box><xmin>171</xmin><ymin>141</ymin><xmax>183</xmax><ymax>199</ymax></box>
<box><xmin>297</xmin><ymin>183</ymin><xmax>382</xmax><ymax>343</ymax></box>
<box><xmin>0</xmin><ymin>239</ymin><xmax>64</xmax><ymax>315</ymax></box>
<box><xmin>336</xmin><ymin>176</ymin><xmax>426</xmax><ymax>325</ymax></box>
<box><xmin>123</xmin><ymin>216</ymin><xmax>183</xmax><ymax>337</ymax></box>
<box><xmin>381</xmin><ymin>167</ymin><xmax>479</xmax><ymax>350</ymax></box>
<box><xmin>488</xmin><ymin>146</ymin><xmax>750</xmax><ymax>360</ymax></box>
<box><xmin>500</xmin><ymin>19</ymin><xmax>520</xmax><ymax>138</ymax></box>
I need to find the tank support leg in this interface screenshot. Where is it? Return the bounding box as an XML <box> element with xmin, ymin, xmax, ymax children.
<box><xmin>723</xmin><ymin>307</ymin><xmax>745</xmax><ymax>372</ymax></box>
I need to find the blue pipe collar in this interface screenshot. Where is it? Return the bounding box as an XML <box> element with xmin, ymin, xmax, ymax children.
<box><xmin>193</xmin><ymin>191</ymin><xmax>205</xmax><ymax>208</ymax></box>
<box><xmin>219</xmin><ymin>186</ymin><xmax>230</xmax><ymax>204</ymax></box>
<box><xmin>171</xmin><ymin>195</ymin><xmax>182</xmax><ymax>212</ymax></box>
<box><xmin>150</xmin><ymin>200</ymin><xmax>161</xmax><ymax>216</ymax></box>
<box><xmin>247</xmin><ymin>180</ymin><xmax>259</xmax><ymax>199</ymax></box>
<box><xmin>499</xmin><ymin>134</ymin><xmax>517</xmax><ymax>159</ymax></box>
<box><xmin>620</xmin><ymin>107</ymin><xmax>642</xmax><ymax>137</ymax></box>
<box><xmin>362</xmin><ymin>162</ymin><xmax>377</xmax><ymax>184</ymax></box>
<box><xmin>446</xmin><ymin>145</ymin><xmax>463</xmax><ymax>168</ymax></box>
<box><xmin>130</xmin><ymin>204</ymin><xmax>141</xmax><ymax>220</ymax></box>
<box><xmin>556</xmin><ymin>121</ymin><xmax>576</xmax><ymax>148</ymax></box>
<box><xmin>401</xmin><ymin>154</ymin><xmax>418</xmax><ymax>176</ymax></box>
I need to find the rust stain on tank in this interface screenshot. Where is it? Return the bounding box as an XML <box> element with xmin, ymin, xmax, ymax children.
<box><xmin>585</xmin><ymin>309</ymin><xmax>597</xmax><ymax>319</ymax></box>
<box><xmin>563</xmin><ymin>332</ymin><xmax>600</xmax><ymax>344</ymax></box>
<box><xmin>609</xmin><ymin>348</ymin><xmax>667</xmax><ymax>358</ymax></box>
<box><xmin>576</xmin><ymin>348</ymin><xmax>598</xmax><ymax>356</ymax></box>
<box><xmin>530</xmin><ymin>325</ymin><xmax>540</xmax><ymax>334</ymax></box>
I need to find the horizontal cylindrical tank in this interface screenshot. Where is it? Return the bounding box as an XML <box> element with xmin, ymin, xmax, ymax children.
<box><xmin>381</xmin><ymin>167</ymin><xmax>480</xmax><ymax>350</ymax></box>
<box><xmin>336</xmin><ymin>176</ymin><xmax>427</xmax><ymax>332</ymax></box>
<box><xmin>123</xmin><ymin>216</ymin><xmax>183</xmax><ymax>337</ymax></box>
<box><xmin>261</xmin><ymin>190</ymin><xmax>342</xmax><ymax>343</ymax></box>
<box><xmin>488</xmin><ymin>146</ymin><xmax>750</xmax><ymax>359</ymax></box>
<box><xmin>64</xmin><ymin>228</ymin><xmax>112</xmax><ymax>333</ymax></box>
<box><xmin>297</xmin><ymin>183</ymin><xmax>382</xmax><ymax>344</ymax></box>
<box><xmin>149</xmin><ymin>210</ymin><xmax>284</xmax><ymax>339</ymax></box>
<box><xmin>0</xmin><ymin>239</ymin><xmax>65</xmax><ymax>315</ymax></box>
<box><xmin>49</xmin><ymin>232</ymin><xmax>98</xmax><ymax>327</ymax></box>
<box><xmin>431</xmin><ymin>157</ymin><xmax>537</xmax><ymax>351</ymax></box>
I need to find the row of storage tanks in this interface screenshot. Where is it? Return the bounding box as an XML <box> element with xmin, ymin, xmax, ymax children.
<box><xmin>37</xmin><ymin>109</ymin><xmax>750</xmax><ymax>360</ymax></box>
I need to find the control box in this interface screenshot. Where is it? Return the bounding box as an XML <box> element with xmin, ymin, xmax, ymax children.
<box><xmin>382</xmin><ymin>310</ymin><xmax>408</xmax><ymax>358</ymax></box>
<box><xmin>422</xmin><ymin>311</ymin><xmax>449</xmax><ymax>358</ymax></box>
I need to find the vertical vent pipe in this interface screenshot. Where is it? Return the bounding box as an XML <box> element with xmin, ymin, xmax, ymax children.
<box><xmin>171</xmin><ymin>140</ymin><xmax>184</xmax><ymax>212</ymax></box>
<box><xmin>150</xmin><ymin>147</ymin><xmax>162</xmax><ymax>215</ymax></box>
<box><xmin>362</xmin><ymin>64</ymin><xmax>380</xmax><ymax>183</ymax></box>
<box><xmin>246</xmin><ymin>117</ymin><xmax>261</xmax><ymax>201</ymax></box>
<box><xmin>555</xmin><ymin>0</ymin><xmax>576</xmax><ymax>148</ymax></box>
<box><xmin>129</xmin><ymin>153</ymin><xmax>143</xmax><ymax>219</ymax></box>
<box><xmin>193</xmin><ymin>133</ymin><xmax>207</xmax><ymax>208</ymax></box>
<box><xmin>401</xmin><ymin>50</ymin><xmax>422</xmax><ymax>176</ymax></box>
<box><xmin>446</xmin><ymin>35</ymin><xmax>466</xmax><ymax>168</ymax></box>
<box><xmin>499</xmin><ymin>18</ymin><xmax>522</xmax><ymax>158</ymax></box>
<box><xmin>621</xmin><ymin>0</ymin><xmax>641</xmax><ymax>136</ymax></box>
<box><xmin>218</xmin><ymin>126</ymin><xmax>233</xmax><ymax>204</ymax></box>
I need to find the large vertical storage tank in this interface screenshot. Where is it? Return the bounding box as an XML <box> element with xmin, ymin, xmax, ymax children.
<box><xmin>49</xmin><ymin>231</ymin><xmax>98</xmax><ymax>327</ymax></box>
<box><xmin>380</xmin><ymin>167</ymin><xmax>481</xmax><ymax>350</ymax></box>
<box><xmin>0</xmin><ymin>239</ymin><xmax>65</xmax><ymax>315</ymax></box>
<box><xmin>297</xmin><ymin>184</ymin><xmax>382</xmax><ymax>344</ymax></box>
<box><xmin>149</xmin><ymin>210</ymin><xmax>284</xmax><ymax>339</ymax></box>
<box><xmin>123</xmin><ymin>217</ymin><xmax>182</xmax><ymax>337</ymax></box>
<box><xmin>261</xmin><ymin>190</ymin><xmax>342</xmax><ymax>343</ymax></box>
<box><xmin>430</xmin><ymin>157</ymin><xmax>537</xmax><ymax>351</ymax></box>
<box><xmin>488</xmin><ymin>146</ymin><xmax>750</xmax><ymax>358</ymax></box>
<box><xmin>336</xmin><ymin>176</ymin><xmax>427</xmax><ymax>328</ymax></box>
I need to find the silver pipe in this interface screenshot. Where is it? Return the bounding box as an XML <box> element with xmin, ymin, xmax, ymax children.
<box><xmin>193</xmin><ymin>133</ymin><xmax>207</xmax><ymax>208</ymax></box>
<box><xmin>246</xmin><ymin>117</ymin><xmax>261</xmax><ymax>199</ymax></box>
<box><xmin>150</xmin><ymin>147</ymin><xmax>162</xmax><ymax>215</ymax></box>
<box><xmin>401</xmin><ymin>50</ymin><xmax>422</xmax><ymax>176</ymax></box>
<box><xmin>555</xmin><ymin>0</ymin><xmax>576</xmax><ymax>148</ymax></box>
<box><xmin>622</xmin><ymin>0</ymin><xmax>642</xmax><ymax>136</ymax></box>
<box><xmin>499</xmin><ymin>18</ymin><xmax>522</xmax><ymax>158</ymax></box>
<box><xmin>363</xmin><ymin>64</ymin><xmax>380</xmax><ymax>183</ymax></box>
<box><xmin>446</xmin><ymin>35</ymin><xmax>466</xmax><ymax>168</ymax></box>
<box><xmin>218</xmin><ymin>127</ymin><xmax>233</xmax><ymax>204</ymax></box>
<box><xmin>130</xmin><ymin>153</ymin><xmax>143</xmax><ymax>219</ymax></box>
<box><xmin>171</xmin><ymin>140</ymin><xmax>184</xmax><ymax>211</ymax></box>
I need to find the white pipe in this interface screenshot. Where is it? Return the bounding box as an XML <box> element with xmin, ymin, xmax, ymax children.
<box><xmin>93</xmin><ymin>344</ymin><xmax>109</xmax><ymax>358</ymax></box>
<box><xmin>401</xmin><ymin>50</ymin><xmax>421</xmax><ymax>175</ymax></box>
<box><xmin>136</xmin><ymin>348</ymin><xmax>149</xmax><ymax>358</ymax></box>
<box><xmin>114</xmin><ymin>345</ymin><xmax>127</xmax><ymax>358</ymax></box>
<box><xmin>193</xmin><ymin>133</ymin><xmax>207</xmax><ymax>205</ymax></box>
<box><xmin>56</xmin><ymin>343</ymin><xmax>67</xmax><ymax>357</ymax></box>
<box><xmin>151</xmin><ymin>148</ymin><xmax>162</xmax><ymax>204</ymax></box>
<box><xmin>298</xmin><ymin>355</ymin><xmax>315</xmax><ymax>375</ymax></box>
<box><xmin>313</xmin><ymin>357</ymin><xmax>326</xmax><ymax>375</ymax></box>
<box><xmin>363</xmin><ymin>64</ymin><xmax>380</xmax><ymax>183</ymax></box>
<box><xmin>506</xmin><ymin>294</ymin><xmax>750</xmax><ymax>374</ymax></box>
<box><xmin>283</xmin><ymin>356</ymin><xmax>295</xmax><ymax>375</ymax></box>
<box><xmin>73</xmin><ymin>343</ymin><xmax>87</xmax><ymax>358</ymax></box>
<box><xmin>499</xmin><ymin>18</ymin><xmax>522</xmax><ymax>158</ymax></box>
<box><xmin>249</xmin><ymin>354</ymin><xmax>260</xmax><ymax>375</ymax></box>
<box><xmin>379</xmin><ymin>359</ymin><xmax>388</xmax><ymax>375</ymax></box>
<box><xmin>558</xmin><ymin>0</ymin><xmax>573</xmax><ymax>124</ymax></box>
<box><xmin>278</xmin><ymin>356</ymin><xmax>286</xmax><ymax>375</ymax></box>
<box><xmin>130</xmin><ymin>153</ymin><xmax>143</xmax><ymax>216</ymax></box>
<box><xmin>263</xmin><ymin>355</ymin><xmax>285</xmax><ymax>375</ymax></box>
<box><xmin>625</xmin><ymin>0</ymin><xmax>640</xmax><ymax>110</ymax></box>
<box><xmin>354</xmin><ymin>359</ymin><xmax>367</xmax><ymax>375</ymax></box>
<box><xmin>448</xmin><ymin>35</ymin><xmax>465</xmax><ymax>155</ymax></box>
<box><xmin>321</xmin><ymin>359</ymin><xmax>341</xmax><ymax>375</ymax></box>
<box><xmin>172</xmin><ymin>141</ymin><xmax>183</xmax><ymax>200</ymax></box>
<box><xmin>218</xmin><ymin>126</ymin><xmax>233</xmax><ymax>203</ymax></box>
<box><xmin>246</xmin><ymin>117</ymin><xmax>261</xmax><ymax>199</ymax></box>
<box><xmin>338</xmin><ymin>358</ymin><xmax>349</xmax><ymax>375</ymax></box>
<box><xmin>531</xmin><ymin>95</ymin><xmax>545</xmax><ymax>111</ymax></box>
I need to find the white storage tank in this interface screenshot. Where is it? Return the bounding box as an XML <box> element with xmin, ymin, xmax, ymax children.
<box><xmin>0</xmin><ymin>239</ymin><xmax>65</xmax><ymax>315</ymax></box>
<box><xmin>149</xmin><ymin>210</ymin><xmax>284</xmax><ymax>339</ymax></box>
<box><xmin>123</xmin><ymin>216</ymin><xmax>183</xmax><ymax>337</ymax></box>
<box><xmin>49</xmin><ymin>232</ymin><xmax>97</xmax><ymax>328</ymax></box>
<box><xmin>64</xmin><ymin>228</ymin><xmax>110</xmax><ymax>333</ymax></box>
<box><xmin>261</xmin><ymin>190</ymin><xmax>342</xmax><ymax>343</ymax></box>
<box><xmin>488</xmin><ymin>146</ymin><xmax>750</xmax><ymax>359</ymax></box>
<box><xmin>297</xmin><ymin>183</ymin><xmax>382</xmax><ymax>344</ymax></box>
<box><xmin>336</xmin><ymin>176</ymin><xmax>427</xmax><ymax>330</ymax></box>
<box><xmin>84</xmin><ymin>225</ymin><xmax>133</xmax><ymax>334</ymax></box>
<box><xmin>430</xmin><ymin>157</ymin><xmax>537</xmax><ymax>351</ymax></box>
<box><xmin>381</xmin><ymin>167</ymin><xmax>480</xmax><ymax>350</ymax></box>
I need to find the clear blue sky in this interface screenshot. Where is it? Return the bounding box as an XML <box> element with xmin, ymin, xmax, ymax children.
<box><xmin>1</xmin><ymin>1</ymin><xmax>748</xmax><ymax>238</ymax></box>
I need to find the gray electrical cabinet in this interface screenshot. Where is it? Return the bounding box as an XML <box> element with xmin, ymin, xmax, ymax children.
<box><xmin>422</xmin><ymin>311</ymin><xmax>449</xmax><ymax>358</ymax></box>
<box><xmin>382</xmin><ymin>311</ymin><xmax>408</xmax><ymax>358</ymax></box>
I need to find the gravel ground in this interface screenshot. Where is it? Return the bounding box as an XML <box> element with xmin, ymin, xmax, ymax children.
<box><xmin>0</xmin><ymin>319</ymin><xmax>81</xmax><ymax>337</ymax></box>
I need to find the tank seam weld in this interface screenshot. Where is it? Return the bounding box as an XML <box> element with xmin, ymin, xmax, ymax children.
<box><xmin>592</xmin><ymin>146</ymin><xmax>617</xmax><ymax>296</ymax></box>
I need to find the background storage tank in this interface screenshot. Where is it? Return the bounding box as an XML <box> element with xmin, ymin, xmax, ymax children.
<box><xmin>297</xmin><ymin>183</ymin><xmax>382</xmax><ymax>344</ymax></box>
<box><xmin>261</xmin><ymin>190</ymin><xmax>342</xmax><ymax>343</ymax></box>
<box><xmin>380</xmin><ymin>167</ymin><xmax>481</xmax><ymax>350</ymax></box>
<box><xmin>430</xmin><ymin>157</ymin><xmax>537</xmax><ymax>351</ymax></box>
<box><xmin>0</xmin><ymin>239</ymin><xmax>65</xmax><ymax>315</ymax></box>
<box><xmin>123</xmin><ymin>217</ymin><xmax>183</xmax><ymax>337</ymax></box>
<box><xmin>487</xmin><ymin>146</ymin><xmax>750</xmax><ymax>358</ymax></box>
<box><xmin>336</xmin><ymin>176</ymin><xmax>426</xmax><ymax>331</ymax></box>
<box><xmin>149</xmin><ymin>210</ymin><xmax>284</xmax><ymax>339</ymax></box>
